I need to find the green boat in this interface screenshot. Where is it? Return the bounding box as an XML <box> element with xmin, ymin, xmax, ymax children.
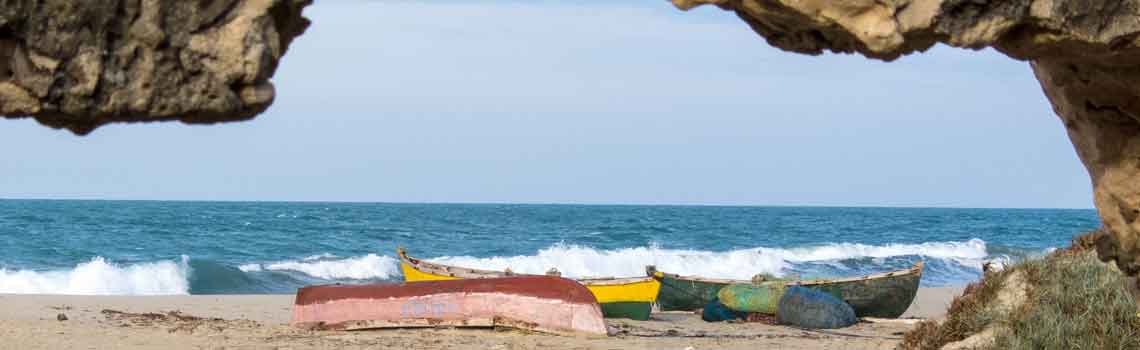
<box><xmin>647</xmin><ymin>261</ymin><xmax>923</xmax><ymax>318</ymax></box>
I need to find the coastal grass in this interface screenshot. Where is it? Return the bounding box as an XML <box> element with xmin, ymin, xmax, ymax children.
<box><xmin>900</xmin><ymin>229</ymin><xmax>1140</xmax><ymax>350</ymax></box>
<box><xmin>990</xmin><ymin>248</ymin><xmax>1140</xmax><ymax>349</ymax></box>
<box><xmin>898</xmin><ymin>259</ymin><xmax>1011</xmax><ymax>349</ymax></box>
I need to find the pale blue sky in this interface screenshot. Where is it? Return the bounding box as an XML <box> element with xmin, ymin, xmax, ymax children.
<box><xmin>0</xmin><ymin>1</ymin><xmax>1093</xmax><ymax>208</ymax></box>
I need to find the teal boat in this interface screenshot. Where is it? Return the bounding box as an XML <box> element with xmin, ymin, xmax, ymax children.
<box><xmin>647</xmin><ymin>261</ymin><xmax>923</xmax><ymax>318</ymax></box>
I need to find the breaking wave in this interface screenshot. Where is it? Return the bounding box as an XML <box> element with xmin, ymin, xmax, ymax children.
<box><xmin>0</xmin><ymin>256</ymin><xmax>191</xmax><ymax>295</ymax></box>
<box><xmin>238</xmin><ymin>254</ymin><xmax>399</xmax><ymax>280</ymax></box>
<box><xmin>0</xmin><ymin>239</ymin><xmax>1021</xmax><ymax>295</ymax></box>
<box><xmin>430</xmin><ymin>239</ymin><xmax>997</xmax><ymax>281</ymax></box>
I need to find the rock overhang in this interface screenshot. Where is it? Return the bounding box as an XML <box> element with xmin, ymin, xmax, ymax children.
<box><xmin>5</xmin><ymin>0</ymin><xmax>1140</xmax><ymax>278</ymax></box>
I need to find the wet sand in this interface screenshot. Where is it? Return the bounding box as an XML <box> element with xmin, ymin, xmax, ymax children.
<box><xmin>0</xmin><ymin>287</ymin><xmax>961</xmax><ymax>350</ymax></box>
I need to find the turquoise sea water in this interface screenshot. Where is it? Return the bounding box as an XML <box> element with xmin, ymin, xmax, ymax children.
<box><xmin>0</xmin><ymin>199</ymin><xmax>1099</xmax><ymax>295</ymax></box>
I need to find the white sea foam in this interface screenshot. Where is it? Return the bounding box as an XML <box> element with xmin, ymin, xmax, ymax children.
<box><xmin>250</xmin><ymin>254</ymin><xmax>399</xmax><ymax>280</ymax></box>
<box><xmin>434</xmin><ymin>244</ymin><xmax>787</xmax><ymax>279</ymax></box>
<box><xmin>429</xmin><ymin>239</ymin><xmax>992</xmax><ymax>280</ymax></box>
<box><xmin>302</xmin><ymin>253</ymin><xmax>338</xmax><ymax>261</ymax></box>
<box><xmin>237</xmin><ymin>263</ymin><xmax>263</xmax><ymax>272</ymax></box>
<box><xmin>0</xmin><ymin>256</ymin><xmax>190</xmax><ymax>295</ymax></box>
<box><xmin>772</xmin><ymin>239</ymin><xmax>988</xmax><ymax>261</ymax></box>
<box><xmin>246</xmin><ymin>239</ymin><xmax>996</xmax><ymax>283</ymax></box>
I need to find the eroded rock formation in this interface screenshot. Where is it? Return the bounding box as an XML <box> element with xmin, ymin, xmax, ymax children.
<box><xmin>4</xmin><ymin>1</ymin><xmax>1140</xmax><ymax>277</ymax></box>
<box><xmin>670</xmin><ymin>0</ymin><xmax>1140</xmax><ymax>275</ymax></box>
<box><xmin>0</xmin><ymin>0</ymin><xmax>311</xmax><ymax>134</ymax></box>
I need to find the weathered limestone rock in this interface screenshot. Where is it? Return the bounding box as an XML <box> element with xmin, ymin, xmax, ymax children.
<box><xmin>0</xmin><ymin>0</ymin><xmax>312</xmax><ymax>134</ymax></box>
<box><xmin>671</xmin><ymin>0</ymin><xmax>1140</xmax><ymax>274</ymax></box>
<box><xmin>4</xmin><ymin>1</ymin><xmax>1140</xmax><ymax>276</ymax></box>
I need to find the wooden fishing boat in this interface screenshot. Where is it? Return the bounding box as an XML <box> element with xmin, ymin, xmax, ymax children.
<box><xmin>647</xmin><ymin>261</ymin><xmax>924</xmax><ymax>318</ymax></box>
<box><xmin>398</xmin><ymin>248</ymin><xmax>660</xmax><ymax>321</ymax></box>
<box><xmin>291</xmin><ymin>276</ymin><xmax>608</xmax><ymax>336</ymax></box>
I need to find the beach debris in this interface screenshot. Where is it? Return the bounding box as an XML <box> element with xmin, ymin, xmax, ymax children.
<box><xmin>102</xmin><ymin>309</ymin><xmax>208</xmax><ymax>324</ymax></box>
<box><xmin>860</xmin><ymin>317</ymin><xmax>923</xmax><ymax>325</ymax></box>
<box><xmin>293</xmin><ymin>321</ymin><xmax>325</xmax><ymax>331</ymax></box>
<box><xmin>776</xmin><ymin>286</ymin><xmax>857</xmax><ymax>329</ymax></box>
<box><xmin>56</xmin><ymin>313</ymin><xmax>67</xmax><ymax>321</ymax></box>
<box><xmin>701</xmin><ymin>299</ymin><xmax>745</xmax><ymax>322</ymax></box>
<box><xmin>610</xmin><ymin>317</ymin><xmax>897</xmax><ymax>340</ymax></box>
<box><xmin>100</xmin><ymin>309</ymin><xmax>260</xmax><ymax>334</ymax></box>
<box><xmin>743</xmin><ymin>312</ymin><xmax>778</xmax><ymax>325</ymax></box>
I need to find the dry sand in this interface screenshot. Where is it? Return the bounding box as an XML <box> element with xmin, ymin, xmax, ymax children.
<box><xmin>0</xmin><ymin>287</ymin><xmax>962</xmax><ymax>350</ymax></box>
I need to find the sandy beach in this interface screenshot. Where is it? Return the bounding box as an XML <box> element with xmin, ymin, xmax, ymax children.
<box><xmin>0</xmin><ymin>287</ymin><xmax>960</xmax><ymax>350</ymax></box>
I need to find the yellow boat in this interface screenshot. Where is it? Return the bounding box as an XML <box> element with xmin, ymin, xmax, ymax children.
<box><xmin>398</xmin><ymin>248</ymin><xmax>660</xmax><ymax>320</ymax></box>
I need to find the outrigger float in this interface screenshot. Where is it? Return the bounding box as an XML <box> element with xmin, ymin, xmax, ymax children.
<box><xmin>398</xmin><ymin>248</ymin><xmax>660</xmax><ymax>321</ymax></box>
<box><xmin>291</xmin><ymin>276</ymin><xmax>608</xmax><ymax>336</ymax></box>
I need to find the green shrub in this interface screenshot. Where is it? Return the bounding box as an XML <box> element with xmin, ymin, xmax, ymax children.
<box><xmin>991</xmin><ymin>251</ymin><xmax>1140</xmax><ymax>350</ymax></box>
<box><xmin>900</xmin><ymin>229</ymin><xmax>1140</xmax><ymax>350</ymax></box>
<box><xmin>898</xmin><ymin>265</ymin><xmax>1010</xmax><ymax>350</ymax></box>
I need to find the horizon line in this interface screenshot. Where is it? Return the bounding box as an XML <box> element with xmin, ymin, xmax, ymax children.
<box><xmin>0</xmin><ymin>196</ymin><xmax>1097</xmax><ymax>211</ymax></box>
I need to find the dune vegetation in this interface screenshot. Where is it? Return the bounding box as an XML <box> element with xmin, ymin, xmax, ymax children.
<box><xmin>900</xmin><ymin>230</ymin><xmax>1140</xmax><ymax>350</ymax></box>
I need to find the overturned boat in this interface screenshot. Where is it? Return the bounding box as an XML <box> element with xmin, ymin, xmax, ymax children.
<box><xmin>398</xmin><ymin>248</ymin><xmax>660</xmax><ymax>321</ymax></box>
<box><xmin>648</xmin><ymin>261</ymin><xmax>923</xmax><ymax>318</ymax></box>
<box><xmin>291</xmin><ymin>276</ymin><xmax>608</xmax><ymax>336</ymax></box>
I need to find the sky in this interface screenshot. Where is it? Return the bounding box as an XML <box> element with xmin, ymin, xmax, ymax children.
<box><xmin>0</xmin><ymin>0</ymin><xmax>1094</xmax><ymax>208</ymax></box>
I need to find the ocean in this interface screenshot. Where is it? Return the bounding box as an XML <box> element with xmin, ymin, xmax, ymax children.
<box><xmin>0</xmin><ymin>199</ymin><xmax>1099</xmax><ymax>295</ymax></box>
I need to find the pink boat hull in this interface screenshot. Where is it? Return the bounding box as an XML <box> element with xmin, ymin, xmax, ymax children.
<box><xmin>291</xmin><ymin>276</ymin><xmax>608</xmax><ymax>336</ymax></box>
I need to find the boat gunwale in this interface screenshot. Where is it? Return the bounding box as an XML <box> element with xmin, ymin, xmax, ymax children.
<box><xmin>576</xmin><ymin>276</ymin><xmax>656</xmax><ymax>285</ymax></box>
<box><xmin>398</xmin><ymin>248</ymin><xmax>656</xmax><ymax>285</ymax></box>
<box><xmin>649</xmin><ymin>260</ymin><xmax>924</xmax><ymax>286</ymax></box>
